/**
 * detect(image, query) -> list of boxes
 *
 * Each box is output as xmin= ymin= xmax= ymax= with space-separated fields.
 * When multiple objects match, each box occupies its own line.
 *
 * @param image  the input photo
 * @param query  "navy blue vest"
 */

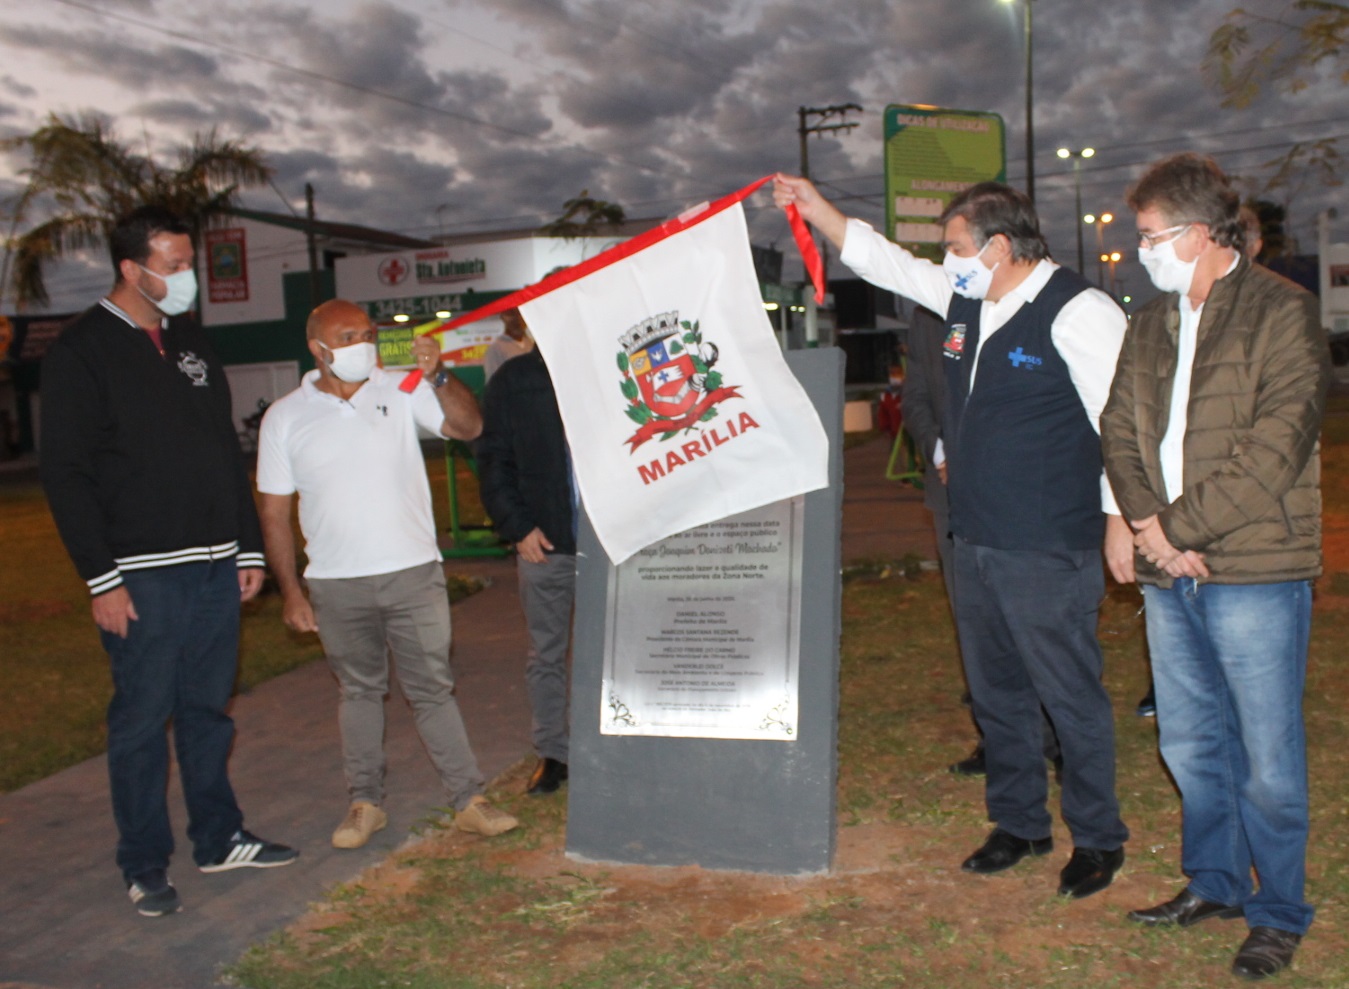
xmin=942 ymin=267 xmax=1104 ymax=551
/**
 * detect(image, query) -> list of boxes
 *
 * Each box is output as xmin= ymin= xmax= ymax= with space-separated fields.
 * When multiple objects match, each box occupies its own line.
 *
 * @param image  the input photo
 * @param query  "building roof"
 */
xmin=229 ymin=208 xmax=438 ymax=250
xmin=434 ymin=217 xmax=665 ymax=246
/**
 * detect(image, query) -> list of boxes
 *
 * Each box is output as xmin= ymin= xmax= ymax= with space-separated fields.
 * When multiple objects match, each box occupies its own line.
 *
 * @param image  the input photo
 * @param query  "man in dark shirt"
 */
xmin=477 ymin=337 xmax=575 ymax=797
xmin=40 ymin=205 xmax=296 ymax=918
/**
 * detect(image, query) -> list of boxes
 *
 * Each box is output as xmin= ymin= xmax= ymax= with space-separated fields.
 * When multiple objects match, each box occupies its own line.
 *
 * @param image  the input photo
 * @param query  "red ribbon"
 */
xmin=401 ymin=173 xmax=824 ymax=392
xmin=787 ymin=203 xmax=826 ymax=304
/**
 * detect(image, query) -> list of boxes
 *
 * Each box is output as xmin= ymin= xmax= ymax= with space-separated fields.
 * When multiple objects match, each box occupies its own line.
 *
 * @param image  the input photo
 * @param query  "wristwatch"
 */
xmin=431 ymin=366 xmax=452 ymax=389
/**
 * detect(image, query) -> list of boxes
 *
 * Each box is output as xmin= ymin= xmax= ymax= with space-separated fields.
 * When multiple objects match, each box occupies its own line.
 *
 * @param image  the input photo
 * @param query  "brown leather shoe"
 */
xmin=1127 ymin=888 xmax=1244 ymax=927
xmin=1232 ymin=926 xmax=1301 ymax=980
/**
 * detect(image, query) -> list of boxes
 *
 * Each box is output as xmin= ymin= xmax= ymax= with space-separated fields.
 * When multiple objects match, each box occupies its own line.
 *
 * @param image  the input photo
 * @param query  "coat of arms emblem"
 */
xmin=616 ymin=311 xmax=740 ymax=451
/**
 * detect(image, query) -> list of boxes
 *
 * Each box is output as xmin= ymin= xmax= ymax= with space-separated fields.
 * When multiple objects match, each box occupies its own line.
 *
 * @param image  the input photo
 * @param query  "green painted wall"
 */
xmin=203 ymin=269 xmax=333 ymax=371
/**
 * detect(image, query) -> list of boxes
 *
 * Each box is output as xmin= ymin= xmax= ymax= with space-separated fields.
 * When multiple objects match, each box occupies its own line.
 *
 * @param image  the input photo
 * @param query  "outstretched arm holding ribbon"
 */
xmin=772 ymin=173 xmax=848 ymax=255
xmin=401 ymin=174 xmax=828 ymax=392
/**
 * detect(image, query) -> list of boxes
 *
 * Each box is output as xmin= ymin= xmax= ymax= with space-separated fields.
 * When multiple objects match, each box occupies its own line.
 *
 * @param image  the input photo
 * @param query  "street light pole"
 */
xmin=1083 ymin=211 xmax=1113 ymax=287
xmin=1101 ymin=251 xmax=1122 ymax=297
xmin=1057 ymin=146 xmax=1094 ymax=275
xmin=1000 ymin=0 xmax=1034 ymax=203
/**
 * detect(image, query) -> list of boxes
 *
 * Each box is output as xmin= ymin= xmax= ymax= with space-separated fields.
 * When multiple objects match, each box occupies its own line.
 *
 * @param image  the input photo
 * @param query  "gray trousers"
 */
xmin=517 ymin=552 xmax=576 ymax=763
xmin=308 ymin=561 xmax=484 ymax=811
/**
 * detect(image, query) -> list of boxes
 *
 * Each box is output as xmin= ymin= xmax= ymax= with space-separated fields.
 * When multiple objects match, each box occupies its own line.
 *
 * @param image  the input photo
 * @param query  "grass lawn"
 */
xmin=8 ymin=402 xmax=1349 ymax=987
xmin=0 ymin=450 xmax=490 ymax=793
xmin=219 ymin=398 xmax=1349 ymax=989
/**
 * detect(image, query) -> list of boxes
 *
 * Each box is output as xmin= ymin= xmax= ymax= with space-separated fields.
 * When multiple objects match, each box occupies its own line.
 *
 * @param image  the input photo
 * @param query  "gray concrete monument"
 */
xmin=566 ymin=348 xmax=844 ymax=874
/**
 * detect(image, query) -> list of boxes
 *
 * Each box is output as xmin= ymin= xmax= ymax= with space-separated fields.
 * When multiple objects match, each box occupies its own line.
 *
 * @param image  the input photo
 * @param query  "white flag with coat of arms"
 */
xmin=519 ymin=200 xmax=828 ymax=564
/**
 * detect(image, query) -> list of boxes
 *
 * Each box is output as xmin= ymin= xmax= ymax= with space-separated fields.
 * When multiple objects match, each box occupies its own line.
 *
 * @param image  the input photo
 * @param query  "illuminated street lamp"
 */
xmin=1057 ymin=146 xmax=1095 ymax=274
xmin=1100 ymin=250 xmax=1122 ymax=297
xmin=999 ymin=0 xmax=1036 ymax=203
xmin=1083 ymin=211 xmax=1114 ymax=286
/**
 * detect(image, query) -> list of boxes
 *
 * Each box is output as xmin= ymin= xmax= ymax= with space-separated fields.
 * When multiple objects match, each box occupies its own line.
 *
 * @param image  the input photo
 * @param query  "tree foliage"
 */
xmin=1246 ymin=198 xmax=1291 ymax=260
xmin=1205 ymin=1 xmax=1349 ymax=108
xmin=0 ymin=113 xmax=274 ymax=308
xmin=537 ymin=189 xmax=626 ymax=240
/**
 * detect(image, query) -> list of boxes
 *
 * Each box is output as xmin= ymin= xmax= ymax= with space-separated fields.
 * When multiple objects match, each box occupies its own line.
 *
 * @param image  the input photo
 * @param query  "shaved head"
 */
xmin=307 ymin=299 xmax=372 ymax=341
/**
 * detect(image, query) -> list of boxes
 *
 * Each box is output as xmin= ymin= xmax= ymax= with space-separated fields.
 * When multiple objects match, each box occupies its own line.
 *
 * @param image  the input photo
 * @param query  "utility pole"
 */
xmin=305 ymin=183 xmax=319 ymax=307
xmin=797 ymin=104 xmax=862 ymax=347
xmin=798 ymin=103 xmax=863 ymax=179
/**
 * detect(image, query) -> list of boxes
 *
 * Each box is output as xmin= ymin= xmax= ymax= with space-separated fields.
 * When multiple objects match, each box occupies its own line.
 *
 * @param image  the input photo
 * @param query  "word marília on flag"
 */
xmin=411 ymin=176 xmax=830 ymax=564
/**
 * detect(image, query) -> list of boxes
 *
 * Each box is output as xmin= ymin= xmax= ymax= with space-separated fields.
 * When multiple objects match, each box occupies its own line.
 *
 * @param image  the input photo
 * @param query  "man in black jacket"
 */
xmin=477 ymin=327 xmax=575 ymax=796
xmin=40 ymin=206 xmax=296 ymax=919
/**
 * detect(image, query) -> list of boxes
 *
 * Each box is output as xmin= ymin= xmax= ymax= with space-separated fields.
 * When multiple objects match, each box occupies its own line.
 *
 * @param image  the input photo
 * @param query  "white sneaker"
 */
xmin=332 ymin=801 xmax=388 ymax=849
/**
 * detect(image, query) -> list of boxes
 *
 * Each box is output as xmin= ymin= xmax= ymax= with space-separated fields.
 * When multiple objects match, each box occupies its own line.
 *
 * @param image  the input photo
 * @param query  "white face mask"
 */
xmin=943 ymin=241 xmax=999 ymax=300
xmin=137 ymin=265 xmax=198 ymax=316
xmin=321 ymin=341 xmax=378 ymax=383
xmin=1138 ymin=227 xmax=1197 ymax=296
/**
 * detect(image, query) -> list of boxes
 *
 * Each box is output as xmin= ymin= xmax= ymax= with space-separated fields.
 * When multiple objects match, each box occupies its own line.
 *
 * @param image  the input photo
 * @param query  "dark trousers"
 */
xmin=101 ymin=560 xmax=244 ymax=881
xmin=952 ymin=538 xmax=1127 ymax=850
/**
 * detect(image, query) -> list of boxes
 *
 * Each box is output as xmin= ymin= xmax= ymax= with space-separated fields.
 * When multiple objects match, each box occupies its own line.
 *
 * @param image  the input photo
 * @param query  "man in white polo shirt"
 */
xmin=256 ymin=299 xmax=518 ymax=848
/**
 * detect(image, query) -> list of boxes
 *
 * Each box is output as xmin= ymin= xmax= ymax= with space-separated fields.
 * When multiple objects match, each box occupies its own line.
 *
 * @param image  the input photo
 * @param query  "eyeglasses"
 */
xmin=1137 ymin=224 xmax=1191 ymax=249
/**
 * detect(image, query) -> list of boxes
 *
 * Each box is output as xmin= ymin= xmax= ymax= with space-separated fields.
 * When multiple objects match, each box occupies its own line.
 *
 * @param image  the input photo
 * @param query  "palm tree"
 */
xmin=537 ymin=189 xmax=627 ymax=240
xmin=0 ymin=113 xmax=274 ymax=309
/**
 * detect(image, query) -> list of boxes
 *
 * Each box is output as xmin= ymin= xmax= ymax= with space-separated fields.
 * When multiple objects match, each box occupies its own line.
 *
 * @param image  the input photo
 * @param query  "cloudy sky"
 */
xmin=0 ymin=0 xmax=1343 ymax=312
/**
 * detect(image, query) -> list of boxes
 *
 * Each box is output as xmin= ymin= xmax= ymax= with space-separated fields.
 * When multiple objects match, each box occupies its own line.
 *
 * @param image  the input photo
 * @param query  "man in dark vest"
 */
xmin=775 ymin=174 xmax=1132 ymax=899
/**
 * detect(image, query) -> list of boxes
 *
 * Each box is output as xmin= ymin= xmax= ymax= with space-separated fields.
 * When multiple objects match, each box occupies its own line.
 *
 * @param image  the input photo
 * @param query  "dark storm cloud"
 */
xmin=542 ymin=5 xmax=760 ymax=128
xmin=252 ymin=145 xmax=467 ymax=236
xmin=237 ymin=1 xmax=551 ymax=146
xmin=0 ymin=75 xmax=36 ymax=100
xmin=0 ymin=25 xmax=220 ymax=92
xmin=4 ymin=0 xmax=1343 ymax=313
xmin=130 ymin=99 xmax=273 ymax=135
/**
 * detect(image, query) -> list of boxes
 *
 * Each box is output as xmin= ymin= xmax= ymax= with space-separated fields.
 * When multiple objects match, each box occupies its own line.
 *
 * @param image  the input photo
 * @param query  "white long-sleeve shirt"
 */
xmin=840 ymin=218 xmax=1126 ymax=513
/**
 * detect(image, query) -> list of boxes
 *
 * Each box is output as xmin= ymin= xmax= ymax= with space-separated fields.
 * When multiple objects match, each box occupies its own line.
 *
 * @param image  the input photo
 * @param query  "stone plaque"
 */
xmin=600 ymin=496 xmax=804 ymax=739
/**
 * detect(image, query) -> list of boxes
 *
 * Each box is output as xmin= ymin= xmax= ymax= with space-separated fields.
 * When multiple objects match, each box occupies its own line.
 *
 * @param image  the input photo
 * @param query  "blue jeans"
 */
xmin=101 ymin=561 xmax=245 ymax=881
xmin=1143 ymin=579 xmax=1313 ymax=934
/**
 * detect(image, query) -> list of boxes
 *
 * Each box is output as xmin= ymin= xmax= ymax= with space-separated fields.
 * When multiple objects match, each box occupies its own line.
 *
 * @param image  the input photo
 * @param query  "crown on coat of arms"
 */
xmin=619 ymin=311 xmax=681 ymax=356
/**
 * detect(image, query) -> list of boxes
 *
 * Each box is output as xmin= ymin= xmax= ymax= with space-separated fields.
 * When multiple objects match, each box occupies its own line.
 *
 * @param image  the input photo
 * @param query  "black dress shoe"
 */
xmin=1127 ymin=888 xmax=1244 ymax=927
xmin=526 ymin=757 xmax=568 ymax=796
xmin=948 ymin=745 xmax=986 ymax=776
xmin=1233 ymin=926 xmax=1301 ymax=980
xmin=961 ymin=828 xmax=1053 ymax=874
xmin=1057 ymin=846 xmax=1124 ymax=898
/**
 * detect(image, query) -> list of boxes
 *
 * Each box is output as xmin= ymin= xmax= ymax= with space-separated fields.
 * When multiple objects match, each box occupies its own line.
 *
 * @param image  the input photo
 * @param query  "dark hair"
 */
xmin=939 ymin=182 xmax=1049 ymax=262
xmin=108 ymin=205 xmax=192 ymax=280
xmin=1126 ymin=153 xmax=1243 ymax=252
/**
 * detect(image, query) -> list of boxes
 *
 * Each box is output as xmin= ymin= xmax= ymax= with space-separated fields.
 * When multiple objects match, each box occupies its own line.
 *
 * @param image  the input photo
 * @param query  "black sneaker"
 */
xmin=127 ymin=869 xmax=181 ymax=917
xmin=1136 ymin=688 xmax=1157 ymax=718
xmin=199 ymin=830 xmax=299 ymax=873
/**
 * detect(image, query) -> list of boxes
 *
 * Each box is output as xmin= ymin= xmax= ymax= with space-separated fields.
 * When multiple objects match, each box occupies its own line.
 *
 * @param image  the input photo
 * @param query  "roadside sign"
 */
xmin=884 ymin=105 xmax=1006 ymax=261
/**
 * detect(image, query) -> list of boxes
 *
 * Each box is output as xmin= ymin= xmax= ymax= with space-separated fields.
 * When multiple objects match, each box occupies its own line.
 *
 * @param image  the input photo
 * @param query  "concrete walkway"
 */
xmin=0 ymin=433 xmax=932 ymax=989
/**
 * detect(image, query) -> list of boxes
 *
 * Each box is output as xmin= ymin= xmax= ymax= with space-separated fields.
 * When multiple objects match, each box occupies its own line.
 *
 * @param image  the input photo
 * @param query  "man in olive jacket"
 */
xmin=1100 ymin=153 xmax=1328 ymax=981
